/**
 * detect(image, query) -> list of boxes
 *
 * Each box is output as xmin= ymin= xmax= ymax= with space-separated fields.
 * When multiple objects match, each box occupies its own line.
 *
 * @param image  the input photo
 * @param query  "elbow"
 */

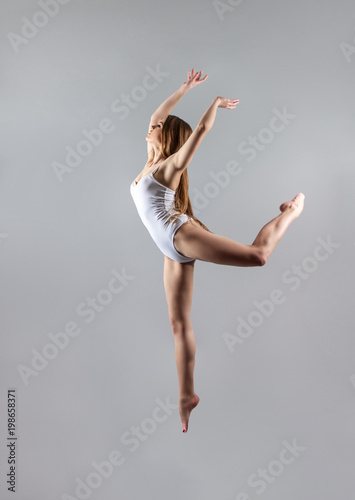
xmin=198 ymin=122 xmax=209 ymax=134
xmin=151 ymin=113 xmax=163 ymax=122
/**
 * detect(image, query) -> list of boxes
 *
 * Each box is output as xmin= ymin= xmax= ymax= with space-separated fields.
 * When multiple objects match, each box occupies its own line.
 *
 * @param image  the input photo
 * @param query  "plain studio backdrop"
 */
xmin=1 ymin=0 xmax=354 ymax=499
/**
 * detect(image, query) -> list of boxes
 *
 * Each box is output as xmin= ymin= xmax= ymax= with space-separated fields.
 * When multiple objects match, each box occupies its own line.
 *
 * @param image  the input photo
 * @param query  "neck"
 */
xmin=149 ymin=144 xmax=164 ymax=164
xmin=149 ymin=154 xmax=164 ymax=167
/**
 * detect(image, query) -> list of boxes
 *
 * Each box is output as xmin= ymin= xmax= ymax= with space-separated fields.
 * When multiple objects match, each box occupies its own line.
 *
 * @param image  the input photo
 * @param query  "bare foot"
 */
xmin=279 ymin=192 xmax=305 ymax=217
xmin=179 ymin=393 xmax=200 ymax=433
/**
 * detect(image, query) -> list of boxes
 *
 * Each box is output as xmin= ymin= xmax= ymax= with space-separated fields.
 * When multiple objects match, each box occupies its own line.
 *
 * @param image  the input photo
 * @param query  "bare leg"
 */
xmin=173 ymin=324 xmax=196 ymax=398
xmin=173 ymin=323 xmax=200 ymax=433
xmin=173 ymin=193 xmax=305 ymax=265
xmin=162 ymin=193 xmax=305 ymax=433
xmin=251 ymin=193 xmax=305 ymax=261
xmin=163 ymin=257 xmax=199 ymax=433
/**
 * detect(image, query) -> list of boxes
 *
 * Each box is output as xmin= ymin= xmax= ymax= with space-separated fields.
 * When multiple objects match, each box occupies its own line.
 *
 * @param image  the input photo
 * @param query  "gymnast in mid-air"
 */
xmin=130 ymin=68 xmax=305 ymax=433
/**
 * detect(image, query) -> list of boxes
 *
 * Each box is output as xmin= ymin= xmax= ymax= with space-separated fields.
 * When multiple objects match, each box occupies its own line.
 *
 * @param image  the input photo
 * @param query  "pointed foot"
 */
xmin=179 ymin=393 xmax=200 ymax=433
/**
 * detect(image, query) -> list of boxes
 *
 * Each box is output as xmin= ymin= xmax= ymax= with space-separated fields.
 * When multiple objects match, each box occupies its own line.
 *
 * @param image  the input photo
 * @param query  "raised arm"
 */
xmin=148 ymin=69 xmax=208 ymax=129
xmin=150 ymin=86 xmax=187 ymax=123
xmin=172 ymin=96 xmax=239 ymax=171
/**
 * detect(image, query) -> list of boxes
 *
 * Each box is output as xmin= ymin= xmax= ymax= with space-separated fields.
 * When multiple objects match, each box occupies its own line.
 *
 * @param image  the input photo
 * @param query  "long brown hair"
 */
xmin=147 ymin=114 xmax=212 ymax=233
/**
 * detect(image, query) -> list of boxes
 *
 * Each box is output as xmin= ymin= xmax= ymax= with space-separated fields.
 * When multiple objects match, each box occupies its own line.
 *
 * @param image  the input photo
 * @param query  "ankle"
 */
xmin=179 ymin=392 xmax=195 ymax=401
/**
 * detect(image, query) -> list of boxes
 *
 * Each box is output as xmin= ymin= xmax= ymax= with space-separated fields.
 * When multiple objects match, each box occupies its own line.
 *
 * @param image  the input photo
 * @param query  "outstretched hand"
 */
xmin=182 ymin=68 xmax=208 ymax=90
xmin=217 ymin=97 xmax=239 ymax=109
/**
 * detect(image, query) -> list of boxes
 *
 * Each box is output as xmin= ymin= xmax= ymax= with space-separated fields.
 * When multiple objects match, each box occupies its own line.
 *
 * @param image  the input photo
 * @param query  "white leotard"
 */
xmin=130 ymin=163 xmax=195 ymax=263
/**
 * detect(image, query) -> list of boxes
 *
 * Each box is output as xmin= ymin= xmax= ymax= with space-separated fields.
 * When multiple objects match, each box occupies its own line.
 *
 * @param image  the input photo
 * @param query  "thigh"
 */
xmin=163 ymin=255 xmax=195 ymax=327
xmin=173 ymin=220 xmax=262 ymax=267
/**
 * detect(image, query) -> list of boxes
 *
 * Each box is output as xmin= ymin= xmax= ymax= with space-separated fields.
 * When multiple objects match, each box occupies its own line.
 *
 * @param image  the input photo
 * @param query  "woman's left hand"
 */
xmin=182 ymin=68 xmax=208 ymax=90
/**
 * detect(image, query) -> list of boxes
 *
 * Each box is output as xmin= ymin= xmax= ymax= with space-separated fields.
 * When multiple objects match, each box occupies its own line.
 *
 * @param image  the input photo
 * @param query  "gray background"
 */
xmin=1 ymin=0 xmax=355 ymax=499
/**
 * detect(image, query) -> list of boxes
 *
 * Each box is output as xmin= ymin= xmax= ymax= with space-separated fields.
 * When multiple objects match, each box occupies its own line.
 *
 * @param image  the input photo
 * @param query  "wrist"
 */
xmin=180 ymin=84 xmax=189 ymax=95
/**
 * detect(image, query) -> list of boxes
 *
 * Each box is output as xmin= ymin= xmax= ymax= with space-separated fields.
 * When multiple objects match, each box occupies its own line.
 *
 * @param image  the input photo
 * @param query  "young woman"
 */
xmin=130 ymin=68 xmax=305 ymax=433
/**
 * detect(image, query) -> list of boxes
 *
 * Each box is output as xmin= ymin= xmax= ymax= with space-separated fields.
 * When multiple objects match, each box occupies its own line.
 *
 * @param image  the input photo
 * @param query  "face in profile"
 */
xmin=146 ymin=120 xmax=163 ymax=146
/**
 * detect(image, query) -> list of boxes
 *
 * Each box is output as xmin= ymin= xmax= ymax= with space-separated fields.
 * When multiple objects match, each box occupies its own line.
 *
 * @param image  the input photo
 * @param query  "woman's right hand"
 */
xmin=217 ymin=97 xmax=239 ymax=109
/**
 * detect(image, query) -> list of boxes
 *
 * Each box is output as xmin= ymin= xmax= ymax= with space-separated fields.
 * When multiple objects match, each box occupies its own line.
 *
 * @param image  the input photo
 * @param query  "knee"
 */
xmin=170 ymin=318 xmax=192 ymax=336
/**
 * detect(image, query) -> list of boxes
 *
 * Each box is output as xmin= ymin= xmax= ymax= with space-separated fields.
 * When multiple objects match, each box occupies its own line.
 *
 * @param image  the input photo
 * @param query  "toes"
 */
xmin=295 ymin=193 xmax=305 ymax=202
xmin=280 ymin=193 xmax=305 ymax=213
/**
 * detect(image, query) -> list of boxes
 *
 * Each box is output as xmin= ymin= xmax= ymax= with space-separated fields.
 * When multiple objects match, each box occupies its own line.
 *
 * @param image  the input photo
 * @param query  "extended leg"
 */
xmin=251 ymin=193 xmax=305 ymax=261
xmin=173 ymin=193 xmax=305 ymax=265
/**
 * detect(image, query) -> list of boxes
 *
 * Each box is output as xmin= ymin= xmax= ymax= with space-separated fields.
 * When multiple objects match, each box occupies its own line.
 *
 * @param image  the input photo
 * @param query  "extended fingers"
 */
xmin=189 ymin=68 xmax=206 ymax=79
xmin=225 ymin=99 xmax=239 ymax=109
xmin=194 ymin=70 xmax=208 ymax=82
xmin=186 ymin=68 xmax=208 ymax=84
